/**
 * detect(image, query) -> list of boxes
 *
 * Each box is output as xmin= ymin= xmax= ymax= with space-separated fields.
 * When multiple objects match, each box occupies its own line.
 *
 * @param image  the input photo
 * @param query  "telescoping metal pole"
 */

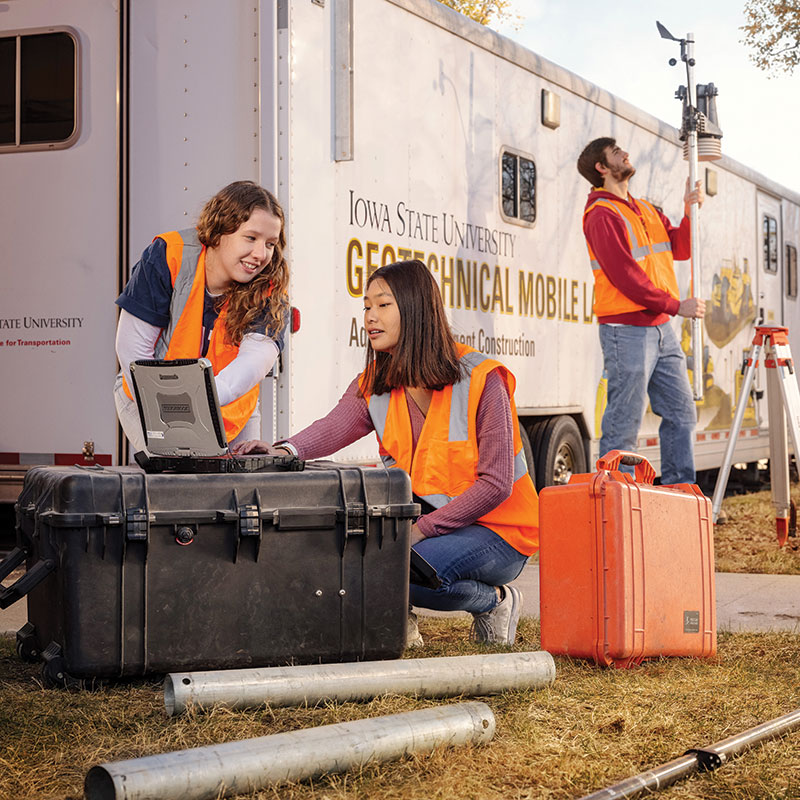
xmin=578 ymin=707 xmax=800 ymax=800
xmin=85 ymin=702 xmax=495 ymax=800
xmin=658 ymin=22 xmax=723 ymax=401
xmin=685 ymin=32 xmax=704 ymax=402
xmin=164 ymin=650 xmax=556 ymax=716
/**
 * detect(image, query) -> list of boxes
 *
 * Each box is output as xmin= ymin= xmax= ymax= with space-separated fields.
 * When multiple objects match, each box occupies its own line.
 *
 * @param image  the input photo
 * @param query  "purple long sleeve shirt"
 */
xmin=282 ymin=370 xmax=515 ymax=538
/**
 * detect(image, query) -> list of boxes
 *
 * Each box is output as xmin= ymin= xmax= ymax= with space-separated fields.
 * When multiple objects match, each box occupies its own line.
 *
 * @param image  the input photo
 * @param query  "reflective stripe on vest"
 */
xmin=585 ymin=200 xmax=673 ymax=267
xmin=584 ymin=194 xmax=679 ymax=317
xmin=362 ymin=343 xmax=539 ymax=555
xmin=416 ymin=449 xmax=530 ymax=509
xmin=369 ymin=392 xmax=390 ymax=441
xmin=122 ymin=228 xmax=258 ymax=441
xmin=156 ymin=228 xmax=204 ymax=359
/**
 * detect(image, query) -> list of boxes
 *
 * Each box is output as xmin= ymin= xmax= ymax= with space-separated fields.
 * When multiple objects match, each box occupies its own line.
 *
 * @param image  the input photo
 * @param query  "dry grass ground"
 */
xmin=1 ymin=489 xmax=800 ymax=799
xmin=716 ymin=487 xmax=800 ymax=574
xmin=1 ymin=623 xmax=800 ymax=799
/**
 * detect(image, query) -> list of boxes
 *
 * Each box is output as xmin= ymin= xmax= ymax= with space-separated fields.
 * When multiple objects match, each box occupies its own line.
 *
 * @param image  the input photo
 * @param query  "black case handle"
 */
xmin=0 ymin=552 xmax=56 ymax=609
xmin=0 ymin=546 xmax=27 ymax=582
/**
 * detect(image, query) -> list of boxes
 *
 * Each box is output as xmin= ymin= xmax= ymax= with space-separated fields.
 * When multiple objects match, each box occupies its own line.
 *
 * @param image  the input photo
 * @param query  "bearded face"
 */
xmin=600 ymin=145 xmax=636 ymax=182
xmin=609 ymin=162 xmax=636 ymax=182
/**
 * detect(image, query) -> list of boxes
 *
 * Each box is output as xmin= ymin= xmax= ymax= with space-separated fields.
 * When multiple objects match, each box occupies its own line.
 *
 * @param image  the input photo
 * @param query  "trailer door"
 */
xmin=757 ymin=192 xmax=784 ymax=326
xmin=0 ymin=2 xmax=120 ymax=466
xmin=126 ymin=1 xmax=275 ymax=443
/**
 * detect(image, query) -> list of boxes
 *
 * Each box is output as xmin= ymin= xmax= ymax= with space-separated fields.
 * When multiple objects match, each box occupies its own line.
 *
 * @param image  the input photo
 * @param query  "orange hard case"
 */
xmin=539 ymin=451 xmax=716 ymax=668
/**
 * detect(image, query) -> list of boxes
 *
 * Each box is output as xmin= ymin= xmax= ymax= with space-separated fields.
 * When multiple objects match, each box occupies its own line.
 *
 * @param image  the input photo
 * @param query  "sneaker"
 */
xmin=406 ymin=611 xmax=424 ymax=648
xmin=470 ymin=585 xmax=523 ymax=645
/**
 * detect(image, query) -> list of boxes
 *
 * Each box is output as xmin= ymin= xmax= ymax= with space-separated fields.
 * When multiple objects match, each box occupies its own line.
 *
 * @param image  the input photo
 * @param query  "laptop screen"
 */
xmin=129 ymin=358 xmax=228 ymax=457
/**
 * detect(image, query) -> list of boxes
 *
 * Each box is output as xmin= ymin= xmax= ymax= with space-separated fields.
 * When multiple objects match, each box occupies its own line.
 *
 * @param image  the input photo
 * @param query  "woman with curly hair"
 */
xmin=236 ymin=259 xmax=538 ymax=647
xmin=114 ymin=181 xmax=289 ymax=451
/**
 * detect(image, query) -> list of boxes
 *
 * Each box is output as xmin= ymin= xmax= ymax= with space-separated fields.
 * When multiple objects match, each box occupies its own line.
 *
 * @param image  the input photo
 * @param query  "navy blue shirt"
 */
xmin=117 ymin=237 xmax=285 ymax=356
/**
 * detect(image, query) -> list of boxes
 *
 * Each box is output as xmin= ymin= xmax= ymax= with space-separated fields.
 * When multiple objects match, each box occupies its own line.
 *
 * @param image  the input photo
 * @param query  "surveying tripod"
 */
xmin=711 ymin=326 xmax=800 ymax=546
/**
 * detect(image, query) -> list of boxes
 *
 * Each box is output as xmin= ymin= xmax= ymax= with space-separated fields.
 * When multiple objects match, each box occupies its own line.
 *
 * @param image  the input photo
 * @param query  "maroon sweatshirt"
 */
xmin=583 ymin=189 xmax=691 ymax=326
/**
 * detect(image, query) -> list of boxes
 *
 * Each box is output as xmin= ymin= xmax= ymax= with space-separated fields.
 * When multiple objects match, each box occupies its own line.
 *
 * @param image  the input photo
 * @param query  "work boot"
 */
xmin=406 ymin=611 xmax=424 ymax=648
xmin=469 ymin=585 xmax=522 ymax=645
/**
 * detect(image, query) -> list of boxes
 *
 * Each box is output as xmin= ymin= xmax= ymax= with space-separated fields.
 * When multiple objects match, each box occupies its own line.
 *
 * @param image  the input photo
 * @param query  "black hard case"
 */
xmin=1 ymin=464 xmax=416 ymax=680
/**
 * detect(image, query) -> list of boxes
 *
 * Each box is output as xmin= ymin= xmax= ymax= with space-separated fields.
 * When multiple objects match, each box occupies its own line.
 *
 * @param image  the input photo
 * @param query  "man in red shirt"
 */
xmin=577 ymin=136 xmax=705 ymax=484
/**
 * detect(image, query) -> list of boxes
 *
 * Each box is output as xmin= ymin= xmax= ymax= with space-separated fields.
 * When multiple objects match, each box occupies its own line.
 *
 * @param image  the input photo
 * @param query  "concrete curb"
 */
xmin=417 ymin=564 xmax=800 ymax=634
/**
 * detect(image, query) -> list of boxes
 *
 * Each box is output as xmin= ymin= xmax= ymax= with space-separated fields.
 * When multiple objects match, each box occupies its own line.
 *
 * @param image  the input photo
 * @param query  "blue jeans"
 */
xmin=409 ymin=524 xmax=529 ymax=614
xmin=598 ymin=322 xmax=697 ymax=485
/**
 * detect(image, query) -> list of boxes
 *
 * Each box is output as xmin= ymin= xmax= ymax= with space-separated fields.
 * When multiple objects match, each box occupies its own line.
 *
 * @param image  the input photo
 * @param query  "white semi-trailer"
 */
xmin=1 ymin=0 xmax=798 ymax=498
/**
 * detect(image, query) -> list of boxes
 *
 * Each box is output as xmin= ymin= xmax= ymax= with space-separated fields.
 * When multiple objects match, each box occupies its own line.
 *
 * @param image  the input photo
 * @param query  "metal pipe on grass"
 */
xmin=85 ymin=701 xmax=495 ymax=800
xmin=164 ymin=650 xmax=555 ymax=716
xmin=579 ymin=707 xmax=800 ymax=799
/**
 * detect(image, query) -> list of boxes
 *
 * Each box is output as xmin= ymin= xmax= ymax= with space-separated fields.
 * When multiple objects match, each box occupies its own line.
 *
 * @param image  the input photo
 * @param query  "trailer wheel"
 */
xmin=535 ymin=416 xmax=586 ymax=488
xmin=518 ymin=423 xmax=536 ymax=489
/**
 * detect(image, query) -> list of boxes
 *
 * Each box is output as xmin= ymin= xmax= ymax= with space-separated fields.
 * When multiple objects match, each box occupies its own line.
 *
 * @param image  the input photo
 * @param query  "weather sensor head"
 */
xmin=657 ymin=21 xmax=723 ymax=162
xmin=681 ymin=82 xmax=723 ymax=161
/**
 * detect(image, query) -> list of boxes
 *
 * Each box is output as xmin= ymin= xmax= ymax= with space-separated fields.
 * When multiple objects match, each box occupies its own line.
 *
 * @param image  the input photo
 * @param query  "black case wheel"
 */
xmin=40 ymin=657 xmax=84 ymax=690
xmin=40 ymin=641 xmax=84 ymax=690
xmin=15 ymin=622 xmax=40 ymax=663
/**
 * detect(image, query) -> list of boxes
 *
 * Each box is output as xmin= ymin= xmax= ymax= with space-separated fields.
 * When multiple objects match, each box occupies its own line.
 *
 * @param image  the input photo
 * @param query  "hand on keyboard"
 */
xmin=233 ymin=440 xmax=289 ymax=456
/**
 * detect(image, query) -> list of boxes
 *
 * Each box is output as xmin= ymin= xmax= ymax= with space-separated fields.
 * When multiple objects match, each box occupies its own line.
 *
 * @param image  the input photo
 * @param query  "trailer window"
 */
xmin=501 ymin=150 xmax=536 ymax=226
xmin=0 ymin=37 xmax=13 ymax=144
xmin=787 ymin=244 xmax=798 ymax=299
xmin=0 ymin=30 xmax=78 ymax=151
xmin=763 ymin=215 xmax=778 ymax=274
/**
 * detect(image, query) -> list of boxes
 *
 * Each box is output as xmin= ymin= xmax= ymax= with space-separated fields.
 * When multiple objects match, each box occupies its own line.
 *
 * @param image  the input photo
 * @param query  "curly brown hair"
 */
xmin=196 ymin=181 xmax=289 ymax=346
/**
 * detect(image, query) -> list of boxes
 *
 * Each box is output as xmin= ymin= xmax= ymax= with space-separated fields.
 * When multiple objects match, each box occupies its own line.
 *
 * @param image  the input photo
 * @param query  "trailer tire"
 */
xmin=535 ymin=416 xmax=586 ymax=488
xmin=527 ymin=418 xmax=548 ymax=463
xmin=518 ymin=423 xmax=536 ymax=490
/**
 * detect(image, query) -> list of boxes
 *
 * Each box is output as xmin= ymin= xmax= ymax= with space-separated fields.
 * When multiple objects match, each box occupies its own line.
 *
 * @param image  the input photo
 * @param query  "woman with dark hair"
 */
xmin=114 ymin=181 xmax=289 ymax=451
xmin=237 ymin=259 xmax=539 ymax=647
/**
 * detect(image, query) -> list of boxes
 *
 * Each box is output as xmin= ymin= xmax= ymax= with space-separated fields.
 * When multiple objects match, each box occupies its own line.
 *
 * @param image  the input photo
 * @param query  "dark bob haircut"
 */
xmin=361 ymin=259 xmax=461 ymax=396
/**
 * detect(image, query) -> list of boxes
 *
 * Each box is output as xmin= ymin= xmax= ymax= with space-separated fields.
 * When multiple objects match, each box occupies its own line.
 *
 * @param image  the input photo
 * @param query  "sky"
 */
xmin=494 ymin=0 xmax=800 ymax=192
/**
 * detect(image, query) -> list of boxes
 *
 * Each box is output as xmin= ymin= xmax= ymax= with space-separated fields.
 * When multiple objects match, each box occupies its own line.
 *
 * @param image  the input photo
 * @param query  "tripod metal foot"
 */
xmin=776 ymin=501 xmax=797 ymax=547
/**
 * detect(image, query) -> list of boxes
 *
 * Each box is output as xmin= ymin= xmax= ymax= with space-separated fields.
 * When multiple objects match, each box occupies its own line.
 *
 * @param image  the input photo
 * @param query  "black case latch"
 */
xmin=238 ymin=504 xmax=261 ymax=537
xmin=125 ymin=508 xmax=150 ymax=541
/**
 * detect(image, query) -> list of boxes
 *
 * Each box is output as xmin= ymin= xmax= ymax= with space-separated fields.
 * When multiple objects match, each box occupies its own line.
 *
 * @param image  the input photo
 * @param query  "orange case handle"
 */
xmin=596 ymin=450 xmax=656 ymax=485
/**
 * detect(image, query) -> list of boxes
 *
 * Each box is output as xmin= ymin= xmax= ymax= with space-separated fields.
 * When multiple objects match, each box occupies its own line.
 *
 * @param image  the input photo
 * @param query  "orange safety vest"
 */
xmin=584 ymin=192 xmax=680 ymax=318
xmin=360 ymin=343 xmax=539 ymax=555
xmin=122 ymin=229 xmax=258 ymax=441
